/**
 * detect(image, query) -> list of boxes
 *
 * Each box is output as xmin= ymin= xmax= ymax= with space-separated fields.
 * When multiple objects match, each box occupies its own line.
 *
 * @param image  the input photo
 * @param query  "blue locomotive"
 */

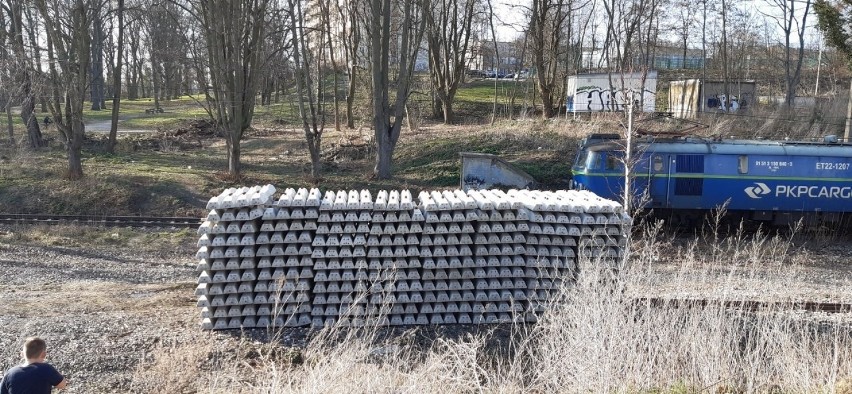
xmin=570 ymin=134 xmax=852 ymax=225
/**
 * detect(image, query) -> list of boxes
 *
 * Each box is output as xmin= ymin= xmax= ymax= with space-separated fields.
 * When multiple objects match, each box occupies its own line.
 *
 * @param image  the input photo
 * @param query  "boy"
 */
xmin=0 ymin=338 xmax=67 ymax=393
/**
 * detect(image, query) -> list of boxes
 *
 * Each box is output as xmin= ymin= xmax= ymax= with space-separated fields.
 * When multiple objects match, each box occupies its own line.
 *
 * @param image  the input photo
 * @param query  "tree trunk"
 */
xmin=371 ymin=0 xmax=390 ymax=178
xmin=288 ymin=0 xmax=323 ymax=180
xmin=488 ymin=0 xmax=499 ymax=125
xmin=337 ymin=0 xmax=360 ymax=130
xmin=22 ymin=95 xmax=44 ymax=148
xmin=375 ymin=130 xmax=393 ymax=179
xmin=24 ymin=5 xmax=48 ymax=113
xmin=127 ymin=32 xmax=140 ymax=99
xmin=321 ymin=1 xmax=340 ymax=133
xmin=107 ymin=0 xmax=125 ymax=154
xmin=442 ymin=100 xmax=454 ymax=124
xmin=152 ymin=60 xmax=161 ymax=109
xmin=66 ymin=131 xmax=84 ymax=179
xmin=5 ymin=101 xmax=14 ymax=146
xmin=227 ymin=138 xmax=241 ymax=177
xmin=91 ymin=10 xmax=106 ymax=110
xmin=346 ymin=65 xmax=356 ymax=128
xmin=540 ymin=86 xmax=554 ymax=118
xmin=309 ymin=138 xmax=322 ymax=179
xmin=10 ymin=0 xmax=44 ymax=148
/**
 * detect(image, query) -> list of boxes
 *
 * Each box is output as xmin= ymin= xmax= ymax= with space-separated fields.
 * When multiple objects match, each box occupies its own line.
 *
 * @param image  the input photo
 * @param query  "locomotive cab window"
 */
xmin=652 ymin=155 xmax=663 ymax=172
xmin=587 ymin=152 xmax=601 ymax=170
xmin=738 ymin=155 xmax=748 ymax=174
xmin=574 ymin=150 xmax=590 ymax=169
xmin=605 ymin=154 xmax=622 ymax=171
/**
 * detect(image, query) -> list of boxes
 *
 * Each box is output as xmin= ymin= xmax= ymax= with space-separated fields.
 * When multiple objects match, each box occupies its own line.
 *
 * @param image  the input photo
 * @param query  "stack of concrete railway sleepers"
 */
xmin=257 ymin=187 xmax=321 ymax=328
xmin=366 ymin=190 xmax=423 ymax=326
xmin=507 ymin=189 xmax=630 ymax=321
xmin=311 ymin=189 xmax=374 ymax=328
xmin=466 ymin=190 xmax=529 ymax=324
xmin=417 ymin=190 xmax=476 ymax=325
xmin=196 ymin=186 xmax=630 ymax=330
xmin=195 ymin=185 xmax=277 ymax=330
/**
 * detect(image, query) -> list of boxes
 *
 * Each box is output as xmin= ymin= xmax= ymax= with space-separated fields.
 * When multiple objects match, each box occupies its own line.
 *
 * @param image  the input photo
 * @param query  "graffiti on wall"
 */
xmin=568 ymin=87 xmax=657 ymax=113
xmin=566 ymin=72 xmax=658 ymax=113
xmin=705 ymin=93 xmax=750 ymax=112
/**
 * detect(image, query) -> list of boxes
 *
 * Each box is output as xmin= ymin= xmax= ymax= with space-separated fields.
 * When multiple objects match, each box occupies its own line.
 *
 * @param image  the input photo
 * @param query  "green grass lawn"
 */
xmin=0 ymin=84 xmax=590 ymax=218
xmin=0 ymin=79 xmax=527 ymax=133
xmin=3 ymin=95 xmax=302 ymax=132
xmin=0 ymin=118 xmax=585 ymax=217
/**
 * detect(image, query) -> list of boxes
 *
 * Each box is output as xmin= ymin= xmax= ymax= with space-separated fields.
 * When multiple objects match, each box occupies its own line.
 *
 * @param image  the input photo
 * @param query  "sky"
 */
xmin=489 ymin=0 xmax=822 ymax=48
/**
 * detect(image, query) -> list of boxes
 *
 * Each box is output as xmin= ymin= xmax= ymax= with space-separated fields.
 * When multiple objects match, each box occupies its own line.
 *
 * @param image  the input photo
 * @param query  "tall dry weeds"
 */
xmin=137 ymin=222 xmax=852 ymax=393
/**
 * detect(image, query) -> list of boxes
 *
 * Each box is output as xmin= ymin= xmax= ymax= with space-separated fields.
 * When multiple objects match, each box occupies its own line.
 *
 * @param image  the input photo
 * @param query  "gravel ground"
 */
xmin=628 ymin=235 xmax=852 ymax=305
xmin=0 ymin=239 xmax=203 ymax=393
xmin=0 ymin=226 xmax=850 ymax=393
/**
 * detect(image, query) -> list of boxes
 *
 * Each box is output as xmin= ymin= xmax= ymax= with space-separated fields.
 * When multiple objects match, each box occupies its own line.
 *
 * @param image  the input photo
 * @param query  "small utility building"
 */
xmin=669 ymin=79 xmax=756 ymax=118
xmin=566 ymin=71 xmax=658 ymax=113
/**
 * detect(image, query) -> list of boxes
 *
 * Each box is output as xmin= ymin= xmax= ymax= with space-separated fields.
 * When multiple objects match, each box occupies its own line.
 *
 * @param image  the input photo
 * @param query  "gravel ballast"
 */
xmin=0 ymin=226 xmax=850 ymax=393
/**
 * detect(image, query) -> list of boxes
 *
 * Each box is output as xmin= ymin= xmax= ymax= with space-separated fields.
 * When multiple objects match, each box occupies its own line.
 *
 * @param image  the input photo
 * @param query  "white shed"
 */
xmin=566 ymin=71 xmax=658 ymax=113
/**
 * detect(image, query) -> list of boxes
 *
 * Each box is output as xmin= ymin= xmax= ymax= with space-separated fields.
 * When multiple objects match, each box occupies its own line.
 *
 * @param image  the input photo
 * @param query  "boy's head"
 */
xmin=23 ymin=337 xmax=47 ymax=361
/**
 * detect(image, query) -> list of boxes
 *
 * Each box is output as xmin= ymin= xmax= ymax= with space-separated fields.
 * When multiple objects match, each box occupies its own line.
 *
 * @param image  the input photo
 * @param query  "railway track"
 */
xmin=2 ymin=213 xmax=848 ymax=316
xmin=638 ymin=297 xmax=852 ymax=314
xmin=0 ymin=214 xmax=201 ymax=228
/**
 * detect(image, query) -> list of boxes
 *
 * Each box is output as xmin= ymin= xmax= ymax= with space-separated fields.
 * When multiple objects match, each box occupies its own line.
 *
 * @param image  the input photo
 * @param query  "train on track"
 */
xmin=570 ymin=133 xmax=852 ymax=226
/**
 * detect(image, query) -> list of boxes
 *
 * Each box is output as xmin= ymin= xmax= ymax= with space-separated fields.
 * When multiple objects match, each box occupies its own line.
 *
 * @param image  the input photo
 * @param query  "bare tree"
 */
xmin=91 ymin=3 xmax=107 ymax=110
xmin=36 ymin=0 xmax=94 ymax=179
xmin=4 ymin=0 xmax=45 ymax=148
xmin=0 ymin=7 xmax=14 ymax=146
xmin=147 ymin=3 xmax=187 ymax=107
xmin=107 ymin=0 xmax=125 ymax=153
xmin=24 ymin=5 xmax=48 ymax=113
xmin=333 ymin=0 xmax=363 ymax=129
xmin=317 ymin=0 xmax=341 ymax=131
xmin=720 ymin=0 xmax=730 ymax=109
xmin=195 ymin=0 xmax=271 ymax=178
xmin=529 ymin=0 xmax=570 ymax=118
xmin=486 ymin=0 xmax=499 ymax=124
xmin=124 ymin=6 xmax=144 ymax=100
xmin=762 ymin=0 xmax=812 ymax=106
xmin=670 ymin=0 xmax=698 ymax=70
xmin=369 ymin=0 xmax=427 ymax=178
xmin=288 ymin=0 xmax=325 ymax=179
xmin=425 ymin=0 xmax=480 ymax=124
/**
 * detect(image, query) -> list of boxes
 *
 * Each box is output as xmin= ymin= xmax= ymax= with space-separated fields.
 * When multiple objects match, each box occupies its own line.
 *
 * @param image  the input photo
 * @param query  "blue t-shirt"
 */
xmin=0 ymin=363 xmax=64 ymax=394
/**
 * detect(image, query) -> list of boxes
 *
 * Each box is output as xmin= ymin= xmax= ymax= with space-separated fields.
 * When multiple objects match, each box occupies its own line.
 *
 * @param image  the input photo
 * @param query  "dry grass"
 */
xmin=696 ymin=98 xmax=850 ymax=141
xmin=131 ymin=221 xmax=852 ymax=393
xmin=0 ymin=224 xmax=197 ymax=254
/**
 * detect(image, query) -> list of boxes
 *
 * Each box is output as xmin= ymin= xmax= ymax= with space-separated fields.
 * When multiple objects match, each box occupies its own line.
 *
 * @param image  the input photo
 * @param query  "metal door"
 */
xmin=648 ymin=154 xmax=671 ymax=208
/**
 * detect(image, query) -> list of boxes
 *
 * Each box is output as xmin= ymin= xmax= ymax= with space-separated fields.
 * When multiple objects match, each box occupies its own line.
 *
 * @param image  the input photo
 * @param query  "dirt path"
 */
xmin=85 ymin=114 xmax=151 ymax=134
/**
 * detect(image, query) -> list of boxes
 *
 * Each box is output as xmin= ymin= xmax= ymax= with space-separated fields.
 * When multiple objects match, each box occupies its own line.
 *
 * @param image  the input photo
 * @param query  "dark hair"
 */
xmin=23 ymin=337 xmax=46 ymax=359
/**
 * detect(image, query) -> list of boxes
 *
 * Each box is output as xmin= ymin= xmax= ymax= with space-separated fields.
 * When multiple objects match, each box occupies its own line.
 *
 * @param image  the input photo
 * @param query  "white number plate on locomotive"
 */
xmin=815 ymin=162 xmax=851 ymax=171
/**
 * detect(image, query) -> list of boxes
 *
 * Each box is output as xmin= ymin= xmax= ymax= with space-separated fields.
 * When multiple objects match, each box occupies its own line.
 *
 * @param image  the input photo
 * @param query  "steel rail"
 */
xmin=637 ymin=297 xmax=851 ymax=314
xmin=0 ymin=214 xmax=201 ymax=228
